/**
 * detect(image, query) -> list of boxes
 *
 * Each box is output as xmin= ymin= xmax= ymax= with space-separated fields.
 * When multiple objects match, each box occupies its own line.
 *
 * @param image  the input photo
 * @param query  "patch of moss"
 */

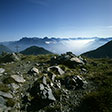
xmin=6 ymin=98 xmax=16 ymax=107
xmin=3 ymin=77 xmax=17 ymax=84
xmin=79 ymin=88 xmax=112 ymax=112
xmin=44 ymin=104 xmax=61 ymax=112
xmin=0 ymin=83 xmax=10 ymax=92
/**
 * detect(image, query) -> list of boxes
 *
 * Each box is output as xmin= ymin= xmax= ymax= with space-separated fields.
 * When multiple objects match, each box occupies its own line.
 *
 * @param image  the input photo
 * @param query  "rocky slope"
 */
xmin=0 ymin=52 xmax=112 ymax=112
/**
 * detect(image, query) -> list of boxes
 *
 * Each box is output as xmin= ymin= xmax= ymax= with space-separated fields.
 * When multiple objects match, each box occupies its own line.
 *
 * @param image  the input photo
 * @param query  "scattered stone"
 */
xmin=81 ymin=68 xmax=87 ymax=74
xmin=0 ymin=52 xmax=90 ymax=111
xmin=48 ymin=66 xmax=65 ymax=75
xmin=0 ymin=91 xmax=13 ymax=99
xmin=0 ymin=68 xmax=5 ymax=76
xmin=11 ymin=75 xmax=25 ymax=83
xmin=0 ymin=68 xmax=5 ymax=74
xmin=50 ymin=52 xmax=85 ymax=67
xmin=55 ymin=80 xmax=61 ymax=88
xmin=47 ymin=72 xmax=56 ymax=82
xmin=11 ymin=53 xmax=20 ymax=61
xmin=11 ymin=83 xmax=19 ymax=90
xmin=30 ymin=76 xmax=56 ymax=101
xmin=39 ymin=83 xmax=56 ymax=101
xmin=0 ymin=96 xmax=6 ymax=105
xmin=0 ymin=74 xmax=3 ymax=76
xmin=65 ymin=75 xmax=86 ymax=90
xmin=70 ymin=57 xmax=84 ymax=64
xmin=23 ymin=76 xmax=56 ymax=111
xmin=0 ymin=96 xmax=8 ymax=112
xmin=28 ymin=67 xmax=39 ymax=75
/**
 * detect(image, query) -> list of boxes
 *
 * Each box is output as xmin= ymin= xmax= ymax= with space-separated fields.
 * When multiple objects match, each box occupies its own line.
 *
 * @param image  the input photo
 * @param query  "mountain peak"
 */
xmin=20 ymin=46 xmax=52 ymax=55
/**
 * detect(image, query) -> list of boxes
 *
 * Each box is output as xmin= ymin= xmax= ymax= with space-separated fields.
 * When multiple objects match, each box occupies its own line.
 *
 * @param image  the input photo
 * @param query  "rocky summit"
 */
xmin=0 ymin=52 xmax=112 ymax=112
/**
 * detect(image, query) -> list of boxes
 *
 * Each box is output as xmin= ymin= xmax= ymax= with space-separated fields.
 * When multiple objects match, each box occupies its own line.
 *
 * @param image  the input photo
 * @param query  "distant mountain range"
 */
xmin=0 ymin=45 xmax=12 ymax=54
xmin=0 ymin=37 xmax=112 ymax=55
xmin=20 ymin=46 xmax=52 ymax=55
xmin=82 ymin=40 xmax=112 ymax=58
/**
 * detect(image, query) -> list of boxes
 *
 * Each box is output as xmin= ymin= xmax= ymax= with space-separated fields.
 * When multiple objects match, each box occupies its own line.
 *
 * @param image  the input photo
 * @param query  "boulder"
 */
xmin=30 ymin=76 xmax=56 ymax=101
xmin=0 ymin=68 xmax=5 ymax=76
xmin=0 ymin=96 xmax=6 ymax=105
xmin=48 ymin=66 xmax=65 ymax=75
xmin=65 ymin=75 xmax=86 ymax=90
xmin=50 ymin=52 xmax=85 ymax=67
xmin=23 ymin=76 xmax=56 ymax=111
xmin=11 ymin=83 xmax=19 ymax=90
xmin=0 ymin=68 xmax=5 ymax=74
xmin=11 ymin=75 xmax=25 ymax=83
xmin=48 ymin=72 xmax=56 ymax=82
xmin=0 ymin=91 xmax=13 ymax=99
xmin=28 ymin=67 xmax=39 ymax=75
xmin=70 ymin=57 xmax=84 ymax=64
xmin=0 ymin=96 xmax=8 ymax=112
xmin=0 ymin=53 xmax=20 ymax=63
xmin=11 ymin=53 xmax=20 ymax=61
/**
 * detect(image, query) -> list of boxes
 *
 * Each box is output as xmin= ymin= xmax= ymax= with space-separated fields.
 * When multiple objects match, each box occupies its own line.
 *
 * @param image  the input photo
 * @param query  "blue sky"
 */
xmin=0 ymin=0 xmax=112 ymax=41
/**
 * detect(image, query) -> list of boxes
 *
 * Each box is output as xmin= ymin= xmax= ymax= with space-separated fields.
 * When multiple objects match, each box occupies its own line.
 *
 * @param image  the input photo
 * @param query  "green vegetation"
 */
xmin=78 ymin=57 xmax=112 ymax=112
xmin=20 ymin=46 xmax=53 ymax=55
xmin=0 ymin=83 xmax=10 ymax=92
xmin=0 ymin=45 xmax=12 ymax=54
xmin=82 ymin=40 xmax=112 ymax=58
xmin=6 ymin=98 xmax=16 ymax=107
xmin=80 ymin=88 xmax=112 ymax=112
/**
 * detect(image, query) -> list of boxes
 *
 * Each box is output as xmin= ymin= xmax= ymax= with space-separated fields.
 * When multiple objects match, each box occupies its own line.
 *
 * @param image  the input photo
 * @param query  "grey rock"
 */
xmin=42 ymin=76 xmax=47 ymax=85
xmin=23 ymin=76 xmax=56 ymax=111
xmin=55 ymin=80 xmax=61 ymax=88
xmin=1 ymin=53 xmax=20 ymax=63
xmin=0 ymin=68 xmax=5 ymax=74
xmin=11 ymin=53 xmax=20 ymax=61
xmin=11 ymin=75 xmax=25 ymax=83
xmin=0 ymin=68 xmax=5 ymax=76
xmin=11 ymin=83 xmax=19 ymax=90
xmin=0 ymin=96 xmax=6 ymax=105
xmin=28 ymin=67 xmax=39 ymax=75
xmin=50 ymin=52 xmax=85 ymax=67
xmin=51 ymin=74 xmax=56 ymax=82
xmin=65 ymin=75 xmax=86 ymax=90
xmin=47 ymin=72 xmax=56 ymax=82
xmin=0 ymin=91 xmax=13 ymax=99
xmin=46 ymin=85 xmax=56 ymax=101
xmin=48 ymin=66 xmax=65 ymax=75
xmin=39 ymin=83 xmax=56 ymax=101
xmin=70 ymin=57 xmax=84 ymax=64
xmin=0 ymin=74 xmax=3 ymax=76
xmin=0 ymin=96 xmax=8 ymax=112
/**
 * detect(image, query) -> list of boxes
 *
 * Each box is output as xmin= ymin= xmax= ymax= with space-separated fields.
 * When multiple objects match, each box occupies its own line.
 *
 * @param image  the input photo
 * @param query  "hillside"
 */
xmin=0 ymin=52 xmax=112 ymax=112
xmin=20 ymin=46 xmax=53 ymax=55
xmin=0 ymin=45 xmax=12 ymax=54
xmin=82 ymin=40 xmax=112 ymax=58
